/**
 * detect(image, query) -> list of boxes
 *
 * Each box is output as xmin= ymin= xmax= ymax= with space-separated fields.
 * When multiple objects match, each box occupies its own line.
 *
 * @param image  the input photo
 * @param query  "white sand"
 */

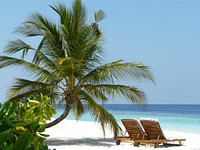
xmin=45 ymin=120 xmax=200 ymax=150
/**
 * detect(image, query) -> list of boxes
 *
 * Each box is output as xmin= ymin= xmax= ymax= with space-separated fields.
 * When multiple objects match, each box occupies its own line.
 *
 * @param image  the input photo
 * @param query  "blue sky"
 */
xmin=0 ymin=0 xmax=200 ymax=104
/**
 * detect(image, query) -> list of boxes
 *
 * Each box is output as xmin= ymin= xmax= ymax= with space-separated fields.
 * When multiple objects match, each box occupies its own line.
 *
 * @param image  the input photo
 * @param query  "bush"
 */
xmin=0 ymin=94 xmax=56 ymax=150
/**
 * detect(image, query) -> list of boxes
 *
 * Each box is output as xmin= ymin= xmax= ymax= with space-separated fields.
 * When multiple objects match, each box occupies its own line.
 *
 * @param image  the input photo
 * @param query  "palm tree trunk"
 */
xmin=45 ymin=97 xmax=73 ymax=128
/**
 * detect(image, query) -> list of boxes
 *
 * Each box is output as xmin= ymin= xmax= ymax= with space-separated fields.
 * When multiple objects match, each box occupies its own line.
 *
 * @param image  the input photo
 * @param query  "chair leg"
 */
xmin=154 ymin=143 xmax=159 ymax=148
xmin=163 ymin=142 xmax=168 ymax=145
xmin=134 ymin=142 xmax=140 ymax=147
xmin=116 ymin=140 xmax=121 ymax=145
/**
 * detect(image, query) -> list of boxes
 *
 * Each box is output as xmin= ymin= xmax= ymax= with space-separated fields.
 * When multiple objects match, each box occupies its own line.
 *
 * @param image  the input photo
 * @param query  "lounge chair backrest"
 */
xmin=121 ymin=119 xmax=147 ymax=140
xmin=140 ymin=119 xmax=166 ymax=140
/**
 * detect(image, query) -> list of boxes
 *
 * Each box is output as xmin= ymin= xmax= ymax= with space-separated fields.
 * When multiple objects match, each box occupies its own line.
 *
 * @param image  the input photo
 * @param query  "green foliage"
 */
xmin=0 ymin=94 xmax=56 ymax=150
xmin=17 ymin=94 xmax=56 ymax=123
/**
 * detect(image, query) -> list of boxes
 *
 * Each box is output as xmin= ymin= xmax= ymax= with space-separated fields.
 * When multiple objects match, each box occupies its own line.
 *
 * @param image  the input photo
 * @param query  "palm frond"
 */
xmin=8 ymin=78 xmax=55 ymax=101
xmin=81 ymin=85 xmax=108 ymax=103
xmin=94 ymin=10 xmax=106 ymax=23
xmin=83 ymin=84 xmax=146 ymax=104
xmin=79 ymin=60 xmax=154 ymax=85
xmin=72 ymin=0 xmax=87 ymax=32
xmin=15 ymin=22 xmax=43 ymax=37
xmin=80 ymin=90 xmax=121 ymax=136
xmin=79 ymin=25 xmax=104 ymax=66
xmin=25 ymin=12 xmax=58 ymax=36
xmin=71 ymin=100 xmax=85 ymax=120
xmin=32 ymin=39 xmax=65 ymax=78
xmin=32 ymin=37 xmax=45 ymax=65
xmin=50 ymin=3 xmax=71 ymax=55
xmin=3 ymin=39 xmax=34 ymax=58
xmin=49 ymin=2 xmax=68 ymax=25
xmin=23 ymin=12 xmax=65 ymax=59
xmin=0 ymin=56 xmax=60 ymax=82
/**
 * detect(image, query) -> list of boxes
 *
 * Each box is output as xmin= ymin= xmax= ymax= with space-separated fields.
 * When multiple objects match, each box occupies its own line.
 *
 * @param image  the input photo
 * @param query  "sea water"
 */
xmin=53 ymin=104 xmax=200 ymax=134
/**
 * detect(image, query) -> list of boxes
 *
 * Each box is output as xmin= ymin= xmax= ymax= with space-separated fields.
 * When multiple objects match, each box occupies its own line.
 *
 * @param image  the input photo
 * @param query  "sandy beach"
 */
xmin=45 ymin=120 xmax=200 ymax=150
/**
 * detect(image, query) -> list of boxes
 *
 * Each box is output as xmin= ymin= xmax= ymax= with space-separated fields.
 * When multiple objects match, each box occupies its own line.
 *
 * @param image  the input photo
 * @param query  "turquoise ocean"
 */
xmin=53 ymin=104 xmax=200 ymax=135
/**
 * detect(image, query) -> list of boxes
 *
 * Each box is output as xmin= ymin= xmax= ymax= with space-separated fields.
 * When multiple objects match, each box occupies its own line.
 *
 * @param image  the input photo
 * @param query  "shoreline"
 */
xmin=45 ymin=120 xmax=200 ymax=150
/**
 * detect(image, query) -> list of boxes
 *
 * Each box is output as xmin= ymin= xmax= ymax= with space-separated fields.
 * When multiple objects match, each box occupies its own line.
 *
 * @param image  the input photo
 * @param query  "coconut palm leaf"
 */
xmin=94 ymin=10 xmax=106 ymax=23
xmin=84 ymin=84 xmax=146 ymax=104
xmin=7 ymin=78 xmax=57 ymax=100
xmin=3 ymin=39 xmax=33 ymax=56
xmin=71 ymin=99 xmax=85 ymax=121
xmin=15 ymin=22 xmax=43 ymax=37
xmin=80 ymin=90 xmax=121 ymax=136
xmin=72 ymin=0 xmax=87 ymax=32
xmin=49 ymin=3 xmax=68 ymax=25
xmin=79 ymin=60 xmax=154 ymax=86
xmin=0 ymin=56 xmax=59 ymax=81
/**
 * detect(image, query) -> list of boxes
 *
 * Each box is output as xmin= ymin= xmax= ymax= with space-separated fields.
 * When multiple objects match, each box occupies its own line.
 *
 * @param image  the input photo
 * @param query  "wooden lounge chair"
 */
xmin=114 ymin=119 xmax=149 ymax=146
xmin=140 ymin=119 xmax=186 ymax=148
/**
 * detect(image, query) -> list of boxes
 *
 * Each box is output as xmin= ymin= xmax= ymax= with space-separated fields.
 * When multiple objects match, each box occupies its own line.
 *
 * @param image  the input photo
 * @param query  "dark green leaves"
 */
xmin=15 ymin=131 xmax=33 ymax=150
xmin=0 ymin=129 xmax=11 ymax=145
xmin=0 ymin=95 xmax=55 ymax=149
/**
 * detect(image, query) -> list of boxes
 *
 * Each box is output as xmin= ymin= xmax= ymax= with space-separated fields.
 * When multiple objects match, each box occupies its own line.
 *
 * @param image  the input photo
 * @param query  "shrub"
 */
xmin=0 ymin=94 xmax=56 ymax=150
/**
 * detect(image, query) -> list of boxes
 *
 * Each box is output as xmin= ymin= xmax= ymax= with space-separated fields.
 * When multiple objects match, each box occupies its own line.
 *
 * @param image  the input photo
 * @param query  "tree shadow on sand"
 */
xmin=45 ymin=137 xmax=185 ymax=149
xmin=45 ymin=137 xmax=115 ymax=147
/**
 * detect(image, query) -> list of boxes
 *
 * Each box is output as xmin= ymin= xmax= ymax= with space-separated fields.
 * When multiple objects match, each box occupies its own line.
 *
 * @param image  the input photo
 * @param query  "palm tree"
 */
xmin=0 ymin=0 xmax=154 ymax=136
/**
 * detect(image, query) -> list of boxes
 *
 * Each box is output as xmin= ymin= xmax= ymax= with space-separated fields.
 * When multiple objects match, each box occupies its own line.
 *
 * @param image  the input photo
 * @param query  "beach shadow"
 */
xmin=45 ymin=137 xmax=115 ymax=147
xmin=158 ymin=143 xmax=185 ymax=148
xmin=45 ymin=138 xmax=186 ymax=149
xmin=141 ymin=143 xmax=185 ymax=149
